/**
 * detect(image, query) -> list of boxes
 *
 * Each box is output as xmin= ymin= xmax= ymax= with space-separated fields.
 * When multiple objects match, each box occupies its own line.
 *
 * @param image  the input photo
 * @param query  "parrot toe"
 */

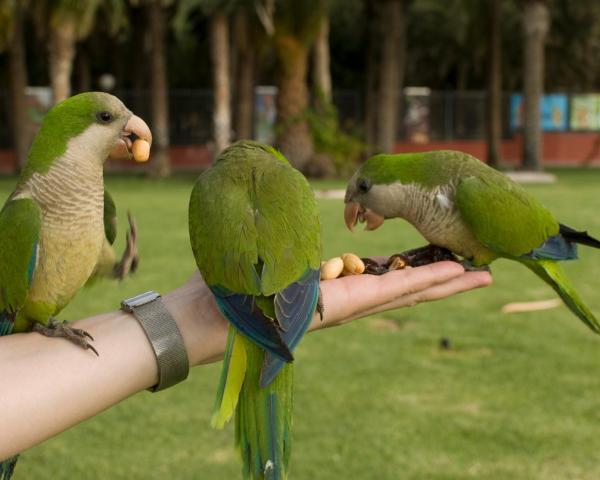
xmin=113 ymin=212 xmax=139 ymax=280
xmin=33 ymin=319 xmax=99 ymax=356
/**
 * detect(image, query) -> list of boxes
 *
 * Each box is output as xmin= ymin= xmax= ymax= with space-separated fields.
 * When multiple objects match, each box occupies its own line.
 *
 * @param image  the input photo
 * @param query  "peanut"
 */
xmin=132 ymin=139 xmax=151 ymax=162
xmin=341 ymin=253 xmax=365 ymax=275
xmin=320 ymin=257 xmax=344 ymax=280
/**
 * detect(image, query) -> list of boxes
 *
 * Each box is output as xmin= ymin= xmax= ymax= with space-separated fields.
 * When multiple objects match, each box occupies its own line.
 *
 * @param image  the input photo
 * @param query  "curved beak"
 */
xmin=109 ymin=114 xmax=153 ymax=162
xmin=344 ymin=201 xmax=360 ymax=232
xmin=344 ymin=201 xmax=385 ymax=232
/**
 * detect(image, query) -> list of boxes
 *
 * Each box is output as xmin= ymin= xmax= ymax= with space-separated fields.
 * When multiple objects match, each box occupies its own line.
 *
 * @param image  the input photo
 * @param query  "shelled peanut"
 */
xmin=320 ymin=253 xmax=365 ymax=280
xmin=132 ymin=139 xmax=151 ymax=162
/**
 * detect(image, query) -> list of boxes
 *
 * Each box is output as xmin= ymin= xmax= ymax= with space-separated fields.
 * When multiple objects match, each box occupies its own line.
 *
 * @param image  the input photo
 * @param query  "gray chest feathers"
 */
xmin=386 ymin=183 xmax=484 ymax=260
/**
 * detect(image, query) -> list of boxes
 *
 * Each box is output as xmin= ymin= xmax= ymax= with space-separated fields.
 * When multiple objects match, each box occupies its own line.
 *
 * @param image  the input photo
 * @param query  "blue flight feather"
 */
xmin=523 ymin=234 xmax=578 ymax=261
xmin=211 ymin=287 xmax=293 ymax=362
xmin=260 ymin=269 xmax=320 ymax=387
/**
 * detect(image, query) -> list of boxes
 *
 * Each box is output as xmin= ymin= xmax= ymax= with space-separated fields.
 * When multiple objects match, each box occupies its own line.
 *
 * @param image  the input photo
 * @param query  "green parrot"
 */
xmin=344 ymin=150 xmax=600 ymax=333
xmin=0 ymin=92 xmax=151 ymax=480
xmin=189 ymin=140 xmax=321 ymax=480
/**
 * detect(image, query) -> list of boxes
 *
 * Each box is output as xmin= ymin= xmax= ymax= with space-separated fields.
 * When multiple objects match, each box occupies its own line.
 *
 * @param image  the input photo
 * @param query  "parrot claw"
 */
xmin=316 ymin=287 xmax=324 ymax=321
xmin=460 ymin=260 xmax=491 ymax=273
xmin=113 ymin=211 xmax=139 ymax=280
xmin=33 ymin=318 xmax=99 ymax=356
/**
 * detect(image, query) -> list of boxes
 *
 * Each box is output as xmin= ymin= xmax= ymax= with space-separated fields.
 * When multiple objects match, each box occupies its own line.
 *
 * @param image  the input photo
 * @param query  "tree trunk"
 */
xmin=48 ymin=18 xmax=77 ymax=103
xmin=8 ymin=1 xmax=29 ymax=171
xmin=486 ymin=0 xmax=502 ymax=168
xmin=210 ymin=12 xmax=231 ymax=155
xmin=76 ymin=44 xmax=92 ymax=92
xmin=148 ymin=0 xmax=170 ymax=177
xmin=312 ymin=13 xmax=332 ymax=108
xmin=364 ymin=0 xmax=378 ymax=153
xmin=275 ymin=34 xmax=313 ymax=171
xmin=376 ymin=0 xmax=406 ymax=153
xmin=521 ymin=0 xmax=549 ymax=170
xmin=233 ymin=9 xmax=255 ymax=140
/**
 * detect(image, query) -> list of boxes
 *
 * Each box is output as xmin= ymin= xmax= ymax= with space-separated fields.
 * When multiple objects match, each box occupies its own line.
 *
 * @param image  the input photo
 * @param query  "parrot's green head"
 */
xmin=344 ymin=152 xmax=438 ymax=231
xmin=21 ymin=92 xmax=152 ymax=180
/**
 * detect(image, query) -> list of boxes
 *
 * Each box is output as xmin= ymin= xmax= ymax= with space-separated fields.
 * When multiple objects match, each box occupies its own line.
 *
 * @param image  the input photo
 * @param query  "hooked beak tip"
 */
xmin=344 ymin=201 xmax=360 ymax=232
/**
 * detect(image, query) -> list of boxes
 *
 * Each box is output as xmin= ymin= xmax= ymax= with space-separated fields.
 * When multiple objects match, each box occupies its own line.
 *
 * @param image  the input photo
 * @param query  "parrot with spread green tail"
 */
xmin=344 ymin=150 xmax=600 ymax=333
xmin=189 ymin=140 xmax=321 ymax=480
xmin=0 ymin=92 xmax=152 ymax=479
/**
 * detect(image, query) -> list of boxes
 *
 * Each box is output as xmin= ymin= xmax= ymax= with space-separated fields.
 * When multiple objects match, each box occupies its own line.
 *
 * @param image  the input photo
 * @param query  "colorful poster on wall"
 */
xmin=509 ymin=94 xmax=568 ymax=131
xmin=570 ymin=95 xmax=600 ymax=130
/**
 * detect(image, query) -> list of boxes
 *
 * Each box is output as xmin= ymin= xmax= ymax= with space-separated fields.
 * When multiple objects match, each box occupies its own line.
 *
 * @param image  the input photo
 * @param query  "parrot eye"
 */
xmin=97 ymin=111 xmax=113 ymax=123
xmin=357 ymin=178 xmax=371 ymax=193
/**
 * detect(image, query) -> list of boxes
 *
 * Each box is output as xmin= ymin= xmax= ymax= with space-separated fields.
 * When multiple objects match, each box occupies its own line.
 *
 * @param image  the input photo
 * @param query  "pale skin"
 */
xmin=0 ymin=262 xmax=491 ymax=461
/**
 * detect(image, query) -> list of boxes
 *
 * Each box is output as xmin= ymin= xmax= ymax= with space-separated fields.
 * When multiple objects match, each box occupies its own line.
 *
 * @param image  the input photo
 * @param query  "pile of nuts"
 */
xmin=320 ymin=253 xmax=410 ymax=280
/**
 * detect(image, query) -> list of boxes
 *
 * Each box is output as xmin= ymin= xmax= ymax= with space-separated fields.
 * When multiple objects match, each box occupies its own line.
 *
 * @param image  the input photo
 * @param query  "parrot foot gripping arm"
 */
xmin=32 ymin=318 xmax=99 ymax=356
xmin=113 ymin=212 xmax=139 ymax=280
xmin=362 ymin=245 xmax=460 ymax=275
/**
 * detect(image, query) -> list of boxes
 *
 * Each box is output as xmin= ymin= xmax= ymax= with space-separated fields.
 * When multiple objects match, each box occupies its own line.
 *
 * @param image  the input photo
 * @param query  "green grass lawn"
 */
xmin=5 ymin=169 xmax=600 ymax=479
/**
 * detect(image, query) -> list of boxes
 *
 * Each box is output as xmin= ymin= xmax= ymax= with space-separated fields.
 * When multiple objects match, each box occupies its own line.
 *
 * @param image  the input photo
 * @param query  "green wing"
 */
xmin=104 ymin=190 xmax=117 ymax=245
xmin=189 ymin=158 xmax=320 ymax=295
xmin=0 ymin=197 xmax=41 ymax=334
xmin=455 ymin=174 xmax=559 ymax=257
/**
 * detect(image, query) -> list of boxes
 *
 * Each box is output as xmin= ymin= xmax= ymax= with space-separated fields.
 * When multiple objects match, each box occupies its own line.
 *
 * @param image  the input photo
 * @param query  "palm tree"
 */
xmin=312 ymin=11 xmax=331 ymax=107
xmin=485 ymin=0 xmax=502 ymax=168
xmin=272 ymin=0 xmax=325 ymax=171
xmin=210 ymin=10 xmax=231 ymax=154
xmin=376 ymin=0 xmax=406 ymax=153
xmin=233 ymin=6 xmax=256 ymax=140
xmin=0 ymin=0 xmax=29 ymax=171
xmin=147 ymin=0 xmax=172 ymax=177
xmin=521 ymin=0 xmax=550 ymax=170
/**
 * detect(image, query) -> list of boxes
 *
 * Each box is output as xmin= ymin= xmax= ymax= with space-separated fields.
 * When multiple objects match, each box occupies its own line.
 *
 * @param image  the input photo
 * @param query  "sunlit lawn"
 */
xmin=5 ymin=169 xmax=600 ymax=479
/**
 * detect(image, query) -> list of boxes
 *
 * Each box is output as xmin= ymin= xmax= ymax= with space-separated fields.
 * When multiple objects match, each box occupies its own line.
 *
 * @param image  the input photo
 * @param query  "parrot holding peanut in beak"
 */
xmin=344 ymin=150 xmax=600 ymax=333
xmin=189 ymin=141 xmax=321 ymax=480
xmin=0 ymin=92 xmax=152 ymax=480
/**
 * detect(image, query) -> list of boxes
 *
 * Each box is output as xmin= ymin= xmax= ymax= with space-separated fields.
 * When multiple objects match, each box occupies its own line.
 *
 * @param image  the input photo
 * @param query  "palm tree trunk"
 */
xmin=521 ymin=0 xmax=549 ymax=170
xmin=48 ymin=18 xmax=77 ymax=103
xmin=233 ymin=9 xmax=254 ymax=140
xmin=148 ymin=0 xmax=170 ymax=177
xmin=364 ymin=0 xmax=378 ymax=153
xmin=486 ymin=0 xmax=502 ymax=168
xmin=274 ymin=34 xmax=313 ymax=171
xmin=312 ymin=13 xmax=332 ymax=108
xmin=8 ymin=1 xmax=29 ymax=171
xmin=376 ymin=0 xmax=406 ymax=153
xmin=210 ymin=12 xmax=231 ymax=154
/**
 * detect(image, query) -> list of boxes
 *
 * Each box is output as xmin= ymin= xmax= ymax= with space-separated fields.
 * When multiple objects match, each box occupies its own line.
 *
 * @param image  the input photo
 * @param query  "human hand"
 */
xmin=169 ymin=261 xmax=492 ymax=366
xmin=313 ymin=260 xmax=492 ymax=329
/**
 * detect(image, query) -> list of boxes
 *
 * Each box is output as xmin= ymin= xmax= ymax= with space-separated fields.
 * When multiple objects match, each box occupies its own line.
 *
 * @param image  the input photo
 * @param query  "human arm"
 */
xmin=0 ymin=262 xmax=491 ymax=459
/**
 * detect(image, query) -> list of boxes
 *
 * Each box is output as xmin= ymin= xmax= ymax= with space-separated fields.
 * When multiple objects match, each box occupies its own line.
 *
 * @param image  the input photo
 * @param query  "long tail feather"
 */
xmin=235 ymin=336 xmax=292 ymax=480
xmin=523 ymin=259 xmax=600 ymax=334
xmin=0 ymin=456 xmax=19 ymax=480
xmin=213 ymin=326 xmax=247 ymax=429
xmin=560 ymin=224 xmax=600 ymax=249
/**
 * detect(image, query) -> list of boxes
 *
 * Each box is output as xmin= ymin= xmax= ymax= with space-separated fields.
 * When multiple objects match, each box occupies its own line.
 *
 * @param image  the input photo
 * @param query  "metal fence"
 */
xmin=0 ymin=88 xmax=556 ymax=149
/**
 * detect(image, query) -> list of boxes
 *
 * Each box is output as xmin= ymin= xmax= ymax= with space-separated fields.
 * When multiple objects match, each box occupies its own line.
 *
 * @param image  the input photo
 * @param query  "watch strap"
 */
xmin=121 ymin=291 xmax=189 ymax=392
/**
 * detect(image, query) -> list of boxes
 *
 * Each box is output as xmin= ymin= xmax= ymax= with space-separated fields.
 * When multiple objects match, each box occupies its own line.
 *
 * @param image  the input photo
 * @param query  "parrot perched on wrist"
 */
xmin=189 ymin=140 xmax=321 ymax=480
xmin=0 ymin=92 xmax=151 ymax=479
xmin=344 ymin=150 xmax=600 ymax=333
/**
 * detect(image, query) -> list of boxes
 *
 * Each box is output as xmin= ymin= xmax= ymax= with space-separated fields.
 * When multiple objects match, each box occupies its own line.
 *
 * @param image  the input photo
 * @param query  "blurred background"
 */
xmin=4 ymin=1 xmax=600 ymax=479
xmin=2 ymin=0 xmax=600 ymax=177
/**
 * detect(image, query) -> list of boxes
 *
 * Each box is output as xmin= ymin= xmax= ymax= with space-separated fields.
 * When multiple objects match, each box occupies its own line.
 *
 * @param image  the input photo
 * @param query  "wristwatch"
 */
xmin=121 ymin=291 xmax=189 ymax=392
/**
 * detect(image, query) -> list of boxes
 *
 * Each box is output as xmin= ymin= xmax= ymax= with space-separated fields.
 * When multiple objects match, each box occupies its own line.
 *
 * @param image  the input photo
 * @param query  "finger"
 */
xmin=312 ymin=261 xmax=466 ymax=330
xmin=351 ymin=271 xmax=493 ymax=321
